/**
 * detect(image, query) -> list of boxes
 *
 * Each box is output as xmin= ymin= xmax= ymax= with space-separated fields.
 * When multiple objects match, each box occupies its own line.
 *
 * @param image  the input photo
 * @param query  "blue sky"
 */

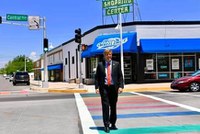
xmin=0 ymin=0 xmax=200 ymax=68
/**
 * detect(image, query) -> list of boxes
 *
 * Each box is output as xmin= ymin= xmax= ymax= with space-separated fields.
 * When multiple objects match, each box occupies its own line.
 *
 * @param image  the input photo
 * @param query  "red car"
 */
xmin=171 ymin=70 xmax=200 ymax=92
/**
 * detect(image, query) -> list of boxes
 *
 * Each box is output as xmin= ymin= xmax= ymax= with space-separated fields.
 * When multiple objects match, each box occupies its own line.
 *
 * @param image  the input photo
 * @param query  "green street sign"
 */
xmin=6 ymin=14 xmax=28 ymax=21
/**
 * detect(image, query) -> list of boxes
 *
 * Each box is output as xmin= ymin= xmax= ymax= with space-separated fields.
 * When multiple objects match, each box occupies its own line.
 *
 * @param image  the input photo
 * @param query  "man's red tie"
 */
xmin=107 ymin=62 xmax=111 ymax=86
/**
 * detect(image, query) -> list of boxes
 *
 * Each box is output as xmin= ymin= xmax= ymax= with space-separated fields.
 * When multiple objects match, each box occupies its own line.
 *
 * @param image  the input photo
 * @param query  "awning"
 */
xmin=140 ymin=38 xmax=200 ymax=53
xmin=81 ymin=45 xmax=93 ymax=58
xmin=91 ymin=32 xmax=137 ymax=56
xmin=48 ymin=64 xmax=63 ymax=70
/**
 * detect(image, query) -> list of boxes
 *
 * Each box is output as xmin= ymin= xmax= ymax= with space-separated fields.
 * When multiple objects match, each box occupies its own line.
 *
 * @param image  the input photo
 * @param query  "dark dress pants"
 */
xmin=100 ymin=85 xmax=118 ymax=127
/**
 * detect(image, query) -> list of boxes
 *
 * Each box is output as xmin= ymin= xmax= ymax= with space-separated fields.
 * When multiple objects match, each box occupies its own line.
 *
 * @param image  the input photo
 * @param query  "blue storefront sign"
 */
xmin=90 ymin=32 xmax=137 ymax=56
xmin=140 ymin=38 xmax=200 ymax=53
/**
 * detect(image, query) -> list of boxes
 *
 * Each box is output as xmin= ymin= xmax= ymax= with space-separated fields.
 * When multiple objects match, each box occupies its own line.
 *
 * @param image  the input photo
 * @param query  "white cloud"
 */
xmin=29 ymin=51 xmax=39 ymax=61
xmin=49 ymin=42 xmax=54 ymax=49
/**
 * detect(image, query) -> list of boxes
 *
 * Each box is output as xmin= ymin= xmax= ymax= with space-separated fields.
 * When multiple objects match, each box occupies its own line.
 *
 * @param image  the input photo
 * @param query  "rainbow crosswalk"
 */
xmin=79 ymin=92 xmax=200 ymax=134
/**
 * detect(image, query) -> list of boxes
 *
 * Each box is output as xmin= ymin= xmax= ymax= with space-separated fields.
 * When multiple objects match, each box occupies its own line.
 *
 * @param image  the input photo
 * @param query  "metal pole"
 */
xmin=42 ymin=17 xmax=48 ymax=88
xmin=119 ymin=13 xmax=124 ymax=81
xmin=24 ymin=55 xmax=26 ymax=72
xmin=79 ymin=43 xmax=84 ymax=88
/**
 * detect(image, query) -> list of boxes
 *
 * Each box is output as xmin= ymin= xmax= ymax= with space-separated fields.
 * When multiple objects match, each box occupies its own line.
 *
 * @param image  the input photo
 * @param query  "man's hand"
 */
xmin=118 ymin=88 xmax=123 ymax=94
xmin=96 ymin=89 xmax=99 ymax=94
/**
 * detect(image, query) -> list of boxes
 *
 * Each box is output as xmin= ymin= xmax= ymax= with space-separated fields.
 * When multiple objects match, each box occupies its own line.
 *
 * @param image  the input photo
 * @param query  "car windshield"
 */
xmin=191 ymin=70 xmax=200 ymax=76
xmin=16 ymin=72 xmax=28 ymax=75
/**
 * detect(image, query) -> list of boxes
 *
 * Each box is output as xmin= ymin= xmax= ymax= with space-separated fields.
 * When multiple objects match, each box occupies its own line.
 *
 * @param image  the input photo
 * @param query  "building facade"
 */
xmin=34 ymin=21 xmax=200 ymax=84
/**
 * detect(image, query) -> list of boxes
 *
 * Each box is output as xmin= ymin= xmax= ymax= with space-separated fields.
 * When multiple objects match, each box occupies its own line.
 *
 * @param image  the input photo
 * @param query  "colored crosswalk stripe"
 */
xmin=92 ymin=111 xmax=200 ymax=120
xmin=98 ymin=124 xmax=200 ymax=134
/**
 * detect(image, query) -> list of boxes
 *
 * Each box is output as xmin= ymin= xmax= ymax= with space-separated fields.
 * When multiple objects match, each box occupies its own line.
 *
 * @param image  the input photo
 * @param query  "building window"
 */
xmin=65 ymin=58 xmax=67 ymax=65
xmin=144 ymin=54 xmax=156 ymax=80
xmin=144 ymin=53 xmax=197 ymax=80
xmin=184 ymin=56 xmax=195 ymax=75
xmin=72 ymin=56 xmax=75 ymax=64
xmin=157 ymin=54 xmax=169 ymax=79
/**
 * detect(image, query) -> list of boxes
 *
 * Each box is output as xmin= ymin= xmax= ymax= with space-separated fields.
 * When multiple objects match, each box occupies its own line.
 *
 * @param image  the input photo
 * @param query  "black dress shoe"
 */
xmin=104 ymin=126 xmax=110 ymax=133
xmin=110 ymin=124 xmax=118 ymax=130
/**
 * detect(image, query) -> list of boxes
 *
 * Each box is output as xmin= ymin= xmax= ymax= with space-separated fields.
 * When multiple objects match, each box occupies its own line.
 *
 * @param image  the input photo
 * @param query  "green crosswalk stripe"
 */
xmin=98 ymin=124 xmax=200 ymax=134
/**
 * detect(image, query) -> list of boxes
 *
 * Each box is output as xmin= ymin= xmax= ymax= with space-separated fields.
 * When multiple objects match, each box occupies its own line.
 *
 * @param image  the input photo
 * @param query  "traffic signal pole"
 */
xmin=75 ymin=28 xmax=84 ymax=88
xmin=0 ymin=14 xmax=49 ymax=88
xmin=79 ymin=43 xmax=84 ymax=88
xmin=42 ymin=17 xmax=49 ymax=88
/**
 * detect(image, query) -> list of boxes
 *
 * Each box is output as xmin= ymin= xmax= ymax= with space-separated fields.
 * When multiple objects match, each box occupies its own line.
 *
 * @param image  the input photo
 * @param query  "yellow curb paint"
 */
xmin=124 ymin=87 xmax=171 ymax=92
xmin=31 ymin=86 xmax=171 ymax=93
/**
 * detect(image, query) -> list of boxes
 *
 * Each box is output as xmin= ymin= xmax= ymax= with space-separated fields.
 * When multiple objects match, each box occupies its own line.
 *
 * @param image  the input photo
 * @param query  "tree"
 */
xmin=1 ymin=55 xmax=34 ymax=74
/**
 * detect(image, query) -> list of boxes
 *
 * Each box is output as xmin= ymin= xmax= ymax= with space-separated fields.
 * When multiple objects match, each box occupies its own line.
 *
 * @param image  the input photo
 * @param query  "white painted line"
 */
xmin=163 ymin=91 xmax=200 ymax=97
xmin=131 ymin=92 xmax=200 ymax=112
xmin=75 ymin=93 xmax=98 ymax=134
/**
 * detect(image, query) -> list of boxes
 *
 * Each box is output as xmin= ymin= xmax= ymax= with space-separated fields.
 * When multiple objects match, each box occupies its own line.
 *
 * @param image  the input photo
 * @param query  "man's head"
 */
xmin=104 ymin=49 xmax=112 ymax=62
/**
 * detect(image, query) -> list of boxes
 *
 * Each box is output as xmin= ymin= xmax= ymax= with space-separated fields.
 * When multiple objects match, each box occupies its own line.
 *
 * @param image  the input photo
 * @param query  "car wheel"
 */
xmin=13 ymin=82 xmax=16 ymax=86
xmin=190 ymin=82 xmax=200 ymax=92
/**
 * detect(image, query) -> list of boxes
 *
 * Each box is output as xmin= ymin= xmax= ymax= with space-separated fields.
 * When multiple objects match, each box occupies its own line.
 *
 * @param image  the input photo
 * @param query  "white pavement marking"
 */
xmin=162 ymin=91 xmax=200 ymax=97
xmin=131 ymin=92 xmax=200 ymax=112
xmin=75 ymin=93 xmax=98 ymax=134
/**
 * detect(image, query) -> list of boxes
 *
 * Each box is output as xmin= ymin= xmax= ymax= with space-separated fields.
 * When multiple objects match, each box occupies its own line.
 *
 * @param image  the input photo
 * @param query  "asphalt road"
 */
xmin=0 ymin=75 xmax=30 ymax=92
xmin=0 ymin=76 xmax=82 ymax=134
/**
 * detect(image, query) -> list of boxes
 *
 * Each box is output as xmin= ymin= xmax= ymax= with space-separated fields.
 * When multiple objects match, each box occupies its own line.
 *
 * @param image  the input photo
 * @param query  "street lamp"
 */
xmin=24 ymin=55 xmax=29 ymax=72
xmin=24 ymin=56 xmax=26 ymax=72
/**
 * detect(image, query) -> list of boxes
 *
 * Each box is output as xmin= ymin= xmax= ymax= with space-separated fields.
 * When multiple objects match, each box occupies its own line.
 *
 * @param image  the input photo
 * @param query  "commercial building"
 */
xmin=34 ymin=21 xmax=200 ymax=84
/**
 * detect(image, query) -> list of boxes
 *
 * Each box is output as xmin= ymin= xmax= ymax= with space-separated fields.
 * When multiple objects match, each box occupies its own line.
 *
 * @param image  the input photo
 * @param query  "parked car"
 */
xmin=171 ymin=70 xmax=200 ymax=92
xmin=5 ymin=75 xmax=10 ymax=80
xmin=13 ymin=72 xmax=30 ymax=86
xmin=9 ymin=74 xmax=14 ymax=82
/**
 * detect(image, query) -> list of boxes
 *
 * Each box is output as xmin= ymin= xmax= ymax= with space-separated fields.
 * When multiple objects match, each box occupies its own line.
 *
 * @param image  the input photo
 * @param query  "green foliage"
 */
xmin=0 ymin=55 xmax=33 ymax=74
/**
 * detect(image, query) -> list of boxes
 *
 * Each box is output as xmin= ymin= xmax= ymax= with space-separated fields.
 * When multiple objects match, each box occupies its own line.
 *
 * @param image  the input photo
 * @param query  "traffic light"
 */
xmin=43 ymin=38 xmax=48 ymax=52
xmin=81 ymin=44 xmax=87 ymax=51
xmin=0 ymin=16 xmax=2 ymax=24
xmin=75 ymin=28 xmax=81 ymax=43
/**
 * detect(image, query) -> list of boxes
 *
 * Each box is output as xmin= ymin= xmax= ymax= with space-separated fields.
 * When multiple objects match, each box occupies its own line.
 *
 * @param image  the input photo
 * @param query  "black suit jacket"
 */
xmin=95 ymin=60 xmax=124 ymax=90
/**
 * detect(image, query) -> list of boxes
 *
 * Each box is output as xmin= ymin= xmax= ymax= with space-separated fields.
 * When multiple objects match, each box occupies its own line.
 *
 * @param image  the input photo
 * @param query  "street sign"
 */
xmin=28 ymin=16 xmax=40 ymax=30
xmin=6 ymin=14 xmax=28 ymax=21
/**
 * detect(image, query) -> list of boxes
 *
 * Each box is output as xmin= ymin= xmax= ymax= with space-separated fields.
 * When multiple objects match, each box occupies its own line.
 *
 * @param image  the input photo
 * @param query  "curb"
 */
xmin=124 ymin=87 xmax=171 ymax=92
xmin=0 ymin=91 xmax=11 ymax=95
xmin=30 ymin=87 xmax=88 ymax=93
xmin=30 ymin=86 xmax=171 ymax=93
xmin=48 ymin=89 xmax=88 ymax=93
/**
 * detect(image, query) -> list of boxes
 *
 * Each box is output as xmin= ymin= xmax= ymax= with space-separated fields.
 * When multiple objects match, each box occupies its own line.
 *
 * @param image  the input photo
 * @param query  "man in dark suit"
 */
xmin=95 ymin=49 xmax=124 ymax=133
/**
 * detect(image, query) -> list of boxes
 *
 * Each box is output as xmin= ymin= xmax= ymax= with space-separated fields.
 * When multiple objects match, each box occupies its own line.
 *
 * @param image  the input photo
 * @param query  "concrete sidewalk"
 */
xmin=30 ymin=80 xmax=172 ymax=93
